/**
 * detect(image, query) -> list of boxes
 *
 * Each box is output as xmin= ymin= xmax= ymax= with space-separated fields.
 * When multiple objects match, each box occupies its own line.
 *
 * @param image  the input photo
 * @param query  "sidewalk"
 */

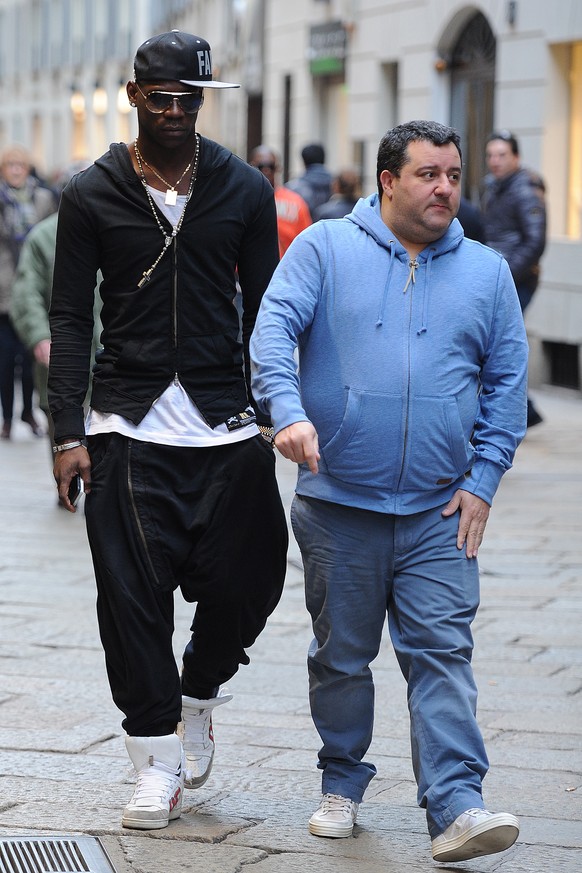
xmin=0 ymin=387 xmax=580 ymax=872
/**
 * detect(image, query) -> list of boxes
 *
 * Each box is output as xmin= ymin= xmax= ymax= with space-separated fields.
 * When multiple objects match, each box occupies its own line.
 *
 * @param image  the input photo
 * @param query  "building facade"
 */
xmin=0 ymin=0 xmax=580 ymax=392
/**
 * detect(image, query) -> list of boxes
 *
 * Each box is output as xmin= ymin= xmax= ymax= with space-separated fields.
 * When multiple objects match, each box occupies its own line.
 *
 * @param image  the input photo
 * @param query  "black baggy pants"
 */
xmin=85 ymin=432 xmax=288 ymax=736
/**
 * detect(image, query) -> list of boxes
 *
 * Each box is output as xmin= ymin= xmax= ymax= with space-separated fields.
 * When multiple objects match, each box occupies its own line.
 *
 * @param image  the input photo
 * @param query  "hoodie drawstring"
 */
xmin=375 ymin=245 xmax=434 ymax=333
xmin=376 ymin=243 xmax=396 ymax=327
xmin=417 ymin=248 xmax=435 ymax=335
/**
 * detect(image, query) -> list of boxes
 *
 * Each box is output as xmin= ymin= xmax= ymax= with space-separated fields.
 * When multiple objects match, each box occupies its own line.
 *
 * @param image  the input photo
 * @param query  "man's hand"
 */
xmin=442 ymin=489 xmax=490 ymax=558
xmin=274 ymin=421 xmax=320 ymax=474
xmin=53 ymin=446 xmax=92 ymax=512
xmin=33 ymin=338 xmax=51 ymax=368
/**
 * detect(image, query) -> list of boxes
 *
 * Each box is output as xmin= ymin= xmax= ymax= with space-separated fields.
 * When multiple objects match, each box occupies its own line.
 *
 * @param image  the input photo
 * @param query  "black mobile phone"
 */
xmin=67 ymin=474 xmax=84 ymax=507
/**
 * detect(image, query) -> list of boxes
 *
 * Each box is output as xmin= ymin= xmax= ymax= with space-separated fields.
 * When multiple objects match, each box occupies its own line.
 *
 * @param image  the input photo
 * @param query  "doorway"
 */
xmin=449 ymin=12 xmax=496 ymax=203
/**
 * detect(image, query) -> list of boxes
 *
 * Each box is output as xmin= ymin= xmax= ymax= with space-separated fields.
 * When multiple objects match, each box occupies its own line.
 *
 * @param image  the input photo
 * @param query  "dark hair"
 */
xmin=376 ymin=120 xmax=462 ymax=198
xmin=486 ymin=130 xmax=519 ymax=156
xmin=335 ymin=168 xmax=360 ymax=199
xmin=250 ymin=144 xmax=278 ymax=165
xmin=302 ymin=143 xmax=325 ymax=166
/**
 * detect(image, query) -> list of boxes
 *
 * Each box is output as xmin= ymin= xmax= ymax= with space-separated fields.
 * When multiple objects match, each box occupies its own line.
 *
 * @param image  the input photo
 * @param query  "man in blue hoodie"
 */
xmin=251 ymin=120 xmax=528 ymax=863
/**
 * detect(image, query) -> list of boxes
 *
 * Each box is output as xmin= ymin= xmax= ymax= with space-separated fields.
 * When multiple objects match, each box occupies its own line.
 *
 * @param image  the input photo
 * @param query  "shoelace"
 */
xmin=320 ymin=794 xmax=355 ymax=815
xmin=132 ymin=761 xmax=180 ymax=803
xmin=182 ymin=708 xmax=212 ymax=750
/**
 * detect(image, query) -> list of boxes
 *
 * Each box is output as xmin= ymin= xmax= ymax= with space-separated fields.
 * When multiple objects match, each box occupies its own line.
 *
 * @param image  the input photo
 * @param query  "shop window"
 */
xmin=543 ymin=341 xmax=580 ymax=390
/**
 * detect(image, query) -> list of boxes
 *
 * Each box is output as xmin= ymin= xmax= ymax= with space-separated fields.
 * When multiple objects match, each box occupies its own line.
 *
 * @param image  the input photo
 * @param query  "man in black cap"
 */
xmin=48 ymin=31 xmax=288 ymax=830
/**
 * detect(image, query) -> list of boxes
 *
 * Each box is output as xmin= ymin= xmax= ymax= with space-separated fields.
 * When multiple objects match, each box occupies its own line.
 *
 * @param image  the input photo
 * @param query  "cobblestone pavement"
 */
xmin=0 ymin=388 xmax=580 ymax=872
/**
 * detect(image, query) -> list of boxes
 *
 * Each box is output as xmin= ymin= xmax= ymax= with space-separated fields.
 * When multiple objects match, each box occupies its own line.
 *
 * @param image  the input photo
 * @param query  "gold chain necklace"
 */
xmin=134 ymin=140 xmax=195 ymax=206
xmin=134 ymin=133 xmax=200 ymax=288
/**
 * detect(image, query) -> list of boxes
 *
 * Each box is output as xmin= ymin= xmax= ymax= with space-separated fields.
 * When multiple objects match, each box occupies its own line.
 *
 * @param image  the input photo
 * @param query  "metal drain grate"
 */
xmin=0 ymin=837 xmax=116 ymax=873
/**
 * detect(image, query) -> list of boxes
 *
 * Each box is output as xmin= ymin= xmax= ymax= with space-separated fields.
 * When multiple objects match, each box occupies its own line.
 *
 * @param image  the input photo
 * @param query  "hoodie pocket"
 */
xmin=319 ymin=388 xmax=404 ymax=490
xmin=398 ymin=395 xmax=475 ymax=491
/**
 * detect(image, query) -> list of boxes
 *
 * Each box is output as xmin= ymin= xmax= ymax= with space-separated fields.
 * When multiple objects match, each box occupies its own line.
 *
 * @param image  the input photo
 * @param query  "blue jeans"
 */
xmin=290 ymin=495 xmax=489 ymax=838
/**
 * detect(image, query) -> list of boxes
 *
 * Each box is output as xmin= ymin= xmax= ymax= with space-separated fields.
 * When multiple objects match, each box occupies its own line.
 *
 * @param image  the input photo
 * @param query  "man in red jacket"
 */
xmin=250 ymin=145 xmax=311 ymax=255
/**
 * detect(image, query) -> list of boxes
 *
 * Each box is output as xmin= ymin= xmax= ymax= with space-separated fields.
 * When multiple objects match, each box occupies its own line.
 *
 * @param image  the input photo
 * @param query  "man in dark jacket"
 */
xmin=312 ymin=167 xmax=360 ymax=221
xmin=456 ymin=197 xmax=485 ymax=243
xmin=48 ymin=30 xmax=288 ymax=831
xmin=285 ymin=143 xmax=332 ymax=218
xmin=482 ymin=130 xmax=546 ymax=426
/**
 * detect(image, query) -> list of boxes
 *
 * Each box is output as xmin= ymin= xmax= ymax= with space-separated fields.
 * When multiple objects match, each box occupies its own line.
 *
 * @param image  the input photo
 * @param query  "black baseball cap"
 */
xmin=134 ymin=30 xmax=240 ymax=89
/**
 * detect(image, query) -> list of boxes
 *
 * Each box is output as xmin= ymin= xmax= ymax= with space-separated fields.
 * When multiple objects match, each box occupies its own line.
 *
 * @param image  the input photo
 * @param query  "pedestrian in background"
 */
xmin=0 ymin=144 xmax=56 ymax=440
xmin=312 ymin=167 xmax=361 ymax=221
xmin=251 ymin=120 xmax=527 ymax=863
xmin=482 ymin=129 xmax=546 ymax=427
xmin=456 ymin=196 xmax=486 ymax=243
xmin=285 ymin=142 xmax=332 ymax=219
xmin=249 ymin=145 xmax=311 ymax=255
xmin=48 ymin=30 xmax=287 ymax=831
xmin=10 ymin=162 xmax=100 ymax=461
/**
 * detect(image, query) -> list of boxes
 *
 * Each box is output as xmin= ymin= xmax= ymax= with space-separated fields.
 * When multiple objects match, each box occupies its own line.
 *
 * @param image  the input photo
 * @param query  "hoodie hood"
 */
xmin=345 ymin=193 xmax=465 ymax=330
xmin=346 ymin=192 xmax=465 ymax=258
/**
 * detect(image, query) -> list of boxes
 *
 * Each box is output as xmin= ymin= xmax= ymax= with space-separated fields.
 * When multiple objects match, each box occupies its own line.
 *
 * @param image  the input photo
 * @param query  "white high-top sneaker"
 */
xmin=122 ymin=734 xmax=184 ymax=830
xmin=177 ymin=689 xmax=233 ymax=789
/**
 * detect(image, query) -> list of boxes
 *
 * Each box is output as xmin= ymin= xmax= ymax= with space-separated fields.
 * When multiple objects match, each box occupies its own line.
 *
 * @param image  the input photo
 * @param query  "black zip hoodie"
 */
xmin=48 ymin=137 xmax=278 ymax=442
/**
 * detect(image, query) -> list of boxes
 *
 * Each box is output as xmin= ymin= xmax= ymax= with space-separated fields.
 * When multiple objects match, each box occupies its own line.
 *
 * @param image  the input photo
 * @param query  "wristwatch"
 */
xmin=258 ymin=425 xmax=275 ymax=446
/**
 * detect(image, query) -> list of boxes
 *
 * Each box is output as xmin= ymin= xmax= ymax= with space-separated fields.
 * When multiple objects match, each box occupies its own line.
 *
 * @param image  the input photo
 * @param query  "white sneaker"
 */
xmin=308 ymin=793 xmax=359 ymax=838
xmin=122 ymin=734 xmax=184 ymax=830
xmin=431 ymin=808 xmax=519 ymax=862
xmin=177 ymin=689 xmax=233 ymax=789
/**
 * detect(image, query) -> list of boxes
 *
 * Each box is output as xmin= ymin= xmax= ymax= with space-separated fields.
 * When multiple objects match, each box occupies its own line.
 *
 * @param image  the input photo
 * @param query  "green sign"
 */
xmin=309 ymin=21 xmax=347 ymax=78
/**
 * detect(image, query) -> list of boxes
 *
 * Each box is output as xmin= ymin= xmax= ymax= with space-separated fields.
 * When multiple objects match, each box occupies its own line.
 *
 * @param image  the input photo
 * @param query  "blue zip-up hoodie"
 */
xmin=251 ymin=194 xmax=528 ymax=514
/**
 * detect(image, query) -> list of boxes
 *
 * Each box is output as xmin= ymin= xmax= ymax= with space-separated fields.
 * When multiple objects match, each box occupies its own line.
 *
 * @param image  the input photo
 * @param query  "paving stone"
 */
xmin=497 ymin=845 xmax=582 ymax=873
xmin=485 ymin=709 xmax=582 ymax=735
xmin=0 ymin=749 xmax=129 ymax=782
xmin=486 ymin=742 xmax=582 ymax=773
xmin=116 ymin=838 xmax=267 ymax=873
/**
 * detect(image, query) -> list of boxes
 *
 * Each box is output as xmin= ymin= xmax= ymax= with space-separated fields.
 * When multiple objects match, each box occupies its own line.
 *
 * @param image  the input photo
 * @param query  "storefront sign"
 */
xmin=309 ymin=21 xmax=347 ymax=78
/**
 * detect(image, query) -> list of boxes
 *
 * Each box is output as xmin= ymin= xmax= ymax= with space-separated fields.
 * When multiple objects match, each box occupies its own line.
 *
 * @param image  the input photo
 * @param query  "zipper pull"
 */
xmin=403 ymin=258 xmax=418 ymax=294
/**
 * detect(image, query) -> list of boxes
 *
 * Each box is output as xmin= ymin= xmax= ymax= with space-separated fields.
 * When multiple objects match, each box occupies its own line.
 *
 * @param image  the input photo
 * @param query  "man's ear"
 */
xmin=380 ymin=169 xmax=395 ymax=199
xmin=126 ymin=81 xmax=137 ymax=107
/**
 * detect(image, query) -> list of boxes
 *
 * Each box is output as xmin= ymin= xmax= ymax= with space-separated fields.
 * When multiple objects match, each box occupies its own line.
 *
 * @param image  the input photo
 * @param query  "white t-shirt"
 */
xmin=87 ymin=187 xmax=259 ymax=447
